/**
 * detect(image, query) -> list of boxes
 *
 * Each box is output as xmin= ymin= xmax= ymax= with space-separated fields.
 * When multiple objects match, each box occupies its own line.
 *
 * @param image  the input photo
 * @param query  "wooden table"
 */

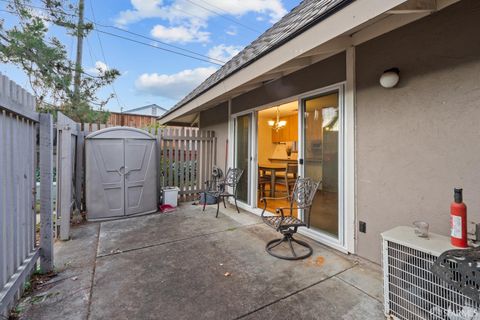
xmin=258 ymin=163 xmax=286 ymax=197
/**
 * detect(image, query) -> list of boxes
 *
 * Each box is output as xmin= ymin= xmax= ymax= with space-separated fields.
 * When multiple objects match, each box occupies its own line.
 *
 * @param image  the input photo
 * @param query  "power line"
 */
xmin=88 ymin=0 xmax=123 ymax=110
xmin=88 ymin=20 xmax=226 ymax=64
xmin=95 ymin=29 xmax=223 ymax=66
xmin=0 ymin=0 xmax=226 ymax=65
xmin=183 ymin=0 xmax=260 ymax=34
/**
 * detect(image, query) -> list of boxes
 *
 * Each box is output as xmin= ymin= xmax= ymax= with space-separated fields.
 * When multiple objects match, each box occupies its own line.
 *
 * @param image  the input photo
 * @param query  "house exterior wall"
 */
xmin=355 ymin=0 xmax=480 ymax=263
xmin=198 ymin=53 xmax=346 ymax=173
xmin=231 ymin=52 xmax=346 ymax=114
xmin=199 ymin=102 xmax=229 ymax=173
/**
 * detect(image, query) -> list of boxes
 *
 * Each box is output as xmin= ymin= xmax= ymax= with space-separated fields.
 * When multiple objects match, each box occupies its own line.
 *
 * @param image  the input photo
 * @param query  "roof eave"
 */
xmin=159 ymin=0 xmax=411 ymax=125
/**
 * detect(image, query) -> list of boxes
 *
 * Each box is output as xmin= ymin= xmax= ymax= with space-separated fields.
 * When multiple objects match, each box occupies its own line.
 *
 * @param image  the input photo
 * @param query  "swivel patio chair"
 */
xmin=203 ymin=168 xmax=244 ymax=218
xmin=261 ymin=177 xmax=321 ymax=260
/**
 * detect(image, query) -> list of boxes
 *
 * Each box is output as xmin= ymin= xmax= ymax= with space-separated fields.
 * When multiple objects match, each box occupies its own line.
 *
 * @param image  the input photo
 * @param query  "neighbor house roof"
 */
xmin=125 ymin=104 xmax=168 ymax=114
xmin=160 ymin=0 xmax=352 ymax=120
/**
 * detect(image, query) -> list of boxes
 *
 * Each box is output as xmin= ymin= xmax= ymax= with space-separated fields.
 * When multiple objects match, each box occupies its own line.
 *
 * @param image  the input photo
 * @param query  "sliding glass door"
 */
xmin=300 ymin=87 xmax=344 ymax=244
xmin=234 ymin=114 xmax=251 ymax=204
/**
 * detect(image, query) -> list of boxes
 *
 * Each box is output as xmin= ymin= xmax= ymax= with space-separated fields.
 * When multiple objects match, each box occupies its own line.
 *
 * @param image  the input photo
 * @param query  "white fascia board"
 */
xmin=159 ymin=0 xmax=407 ymax=125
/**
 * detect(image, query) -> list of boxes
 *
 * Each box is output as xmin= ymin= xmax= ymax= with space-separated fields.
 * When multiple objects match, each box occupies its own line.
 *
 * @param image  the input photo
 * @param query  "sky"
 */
xmin=0 ymin=0 xmax=299 ymax=113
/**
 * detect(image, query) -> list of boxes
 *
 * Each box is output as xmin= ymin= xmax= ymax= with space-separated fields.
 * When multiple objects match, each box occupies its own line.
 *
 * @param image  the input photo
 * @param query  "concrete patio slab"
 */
xmin=18 ymin=223 xmax=99 ymax=320
xmin=241 ymin=277 xmax=384 ymax=320
xmin=13 ymin=204 xmax=385 ymax=320
xmin=336 ymin=260 xmax=384 ymax=302
xmin=89 ymin=206 xmax=365 ymax=320
xmin=97 ymin=204 xmax=258 ymax=256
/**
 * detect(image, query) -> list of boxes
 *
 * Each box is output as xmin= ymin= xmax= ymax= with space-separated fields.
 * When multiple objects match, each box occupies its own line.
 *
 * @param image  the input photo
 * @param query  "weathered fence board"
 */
xmin=56 ymin=112 xmax=78 ymax=241
xmin=75 ymin=124 xmax=85 ymax=211
xmin=39 ymin=114 xmax=54 ymax=273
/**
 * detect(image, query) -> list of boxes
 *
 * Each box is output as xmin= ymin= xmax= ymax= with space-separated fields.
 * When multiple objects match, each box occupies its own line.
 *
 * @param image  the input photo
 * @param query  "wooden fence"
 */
xmin=0 ymin=74 xmax=54 ymax=316
xmin=156 ymin=127 xmax=216 ymax=202
xmin=107 ymin=112 xmax=157 ymax=128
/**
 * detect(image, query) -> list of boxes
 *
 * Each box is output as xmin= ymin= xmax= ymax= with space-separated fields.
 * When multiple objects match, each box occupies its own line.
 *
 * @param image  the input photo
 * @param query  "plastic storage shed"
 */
xmin=85 ymin=127 xmax=157 ymax=220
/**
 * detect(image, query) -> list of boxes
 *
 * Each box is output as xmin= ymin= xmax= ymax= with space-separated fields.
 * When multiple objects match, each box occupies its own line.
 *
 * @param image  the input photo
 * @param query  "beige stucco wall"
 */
xmin=199 ymin=102 xmax=229 ymax=173
xmin=356 ymin=0 xmax=480 ymax=263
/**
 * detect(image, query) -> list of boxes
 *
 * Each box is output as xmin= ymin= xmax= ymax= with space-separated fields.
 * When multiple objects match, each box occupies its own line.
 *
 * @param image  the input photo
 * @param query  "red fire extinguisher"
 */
xmin=450 ymin=188 xmax=468 ymax=248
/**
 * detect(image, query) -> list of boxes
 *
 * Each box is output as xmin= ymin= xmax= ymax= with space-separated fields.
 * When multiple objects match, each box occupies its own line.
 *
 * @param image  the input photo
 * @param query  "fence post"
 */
xmin=39 ymin=113 xmax=54 ymax=273
xmin=58 ymin=119 xmax=73 ymax=241
xmin=75 ymin=123 xmax=84 ymax=211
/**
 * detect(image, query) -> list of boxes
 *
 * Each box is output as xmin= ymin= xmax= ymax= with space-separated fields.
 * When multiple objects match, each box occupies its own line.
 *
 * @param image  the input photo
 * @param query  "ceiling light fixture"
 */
xmin=268 ymin=107 xmax=287 ymax=131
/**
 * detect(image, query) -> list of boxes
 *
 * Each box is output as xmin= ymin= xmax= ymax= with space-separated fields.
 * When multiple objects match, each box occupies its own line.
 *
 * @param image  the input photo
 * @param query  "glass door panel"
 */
xmin=302 ymin=92 xmax=340 ymax=238
xmin=235 ymin=114 xmax=251 ymax=204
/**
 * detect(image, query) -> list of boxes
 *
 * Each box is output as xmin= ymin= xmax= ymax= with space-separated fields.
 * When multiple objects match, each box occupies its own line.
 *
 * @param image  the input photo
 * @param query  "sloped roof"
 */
xmin=125 ymin=104 xmax=168 ymax=113
xmin=161 ymin=0 xmax=352 ymax=119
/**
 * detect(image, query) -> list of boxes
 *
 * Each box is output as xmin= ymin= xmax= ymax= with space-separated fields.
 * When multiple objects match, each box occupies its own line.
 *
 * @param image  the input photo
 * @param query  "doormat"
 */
xmin=159 ymin=204 xmax=176 ymax=213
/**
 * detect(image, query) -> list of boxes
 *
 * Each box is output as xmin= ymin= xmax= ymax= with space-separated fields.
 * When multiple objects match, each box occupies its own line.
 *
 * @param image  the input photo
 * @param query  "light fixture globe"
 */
xmin=380 ymin=68 xmax=400 ymax=88
xmin=268 ymin=107 xmax=287 ymax=131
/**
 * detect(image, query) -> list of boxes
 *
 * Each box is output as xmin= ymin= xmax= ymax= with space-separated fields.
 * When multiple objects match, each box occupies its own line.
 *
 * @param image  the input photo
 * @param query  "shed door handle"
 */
xmin=117 ymin=166 xmax=125 ymax=176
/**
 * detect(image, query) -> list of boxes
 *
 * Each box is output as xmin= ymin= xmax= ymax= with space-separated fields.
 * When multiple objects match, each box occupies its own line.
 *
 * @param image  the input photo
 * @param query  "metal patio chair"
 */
xmin=261 ymin=177 xmax=321 ymax=260
xmin=202 ymin=168 xmax=244 ymax=218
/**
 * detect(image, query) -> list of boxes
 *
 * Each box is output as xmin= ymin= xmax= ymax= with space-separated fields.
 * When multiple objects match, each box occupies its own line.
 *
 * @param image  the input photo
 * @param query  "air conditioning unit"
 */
xmin=382 ymin=226 xmax=480 ymax=320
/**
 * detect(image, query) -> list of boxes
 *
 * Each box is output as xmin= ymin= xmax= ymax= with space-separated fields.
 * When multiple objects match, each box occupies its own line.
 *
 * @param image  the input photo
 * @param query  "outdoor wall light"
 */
xmin=380 ymin=68 xmax=400 ymax=88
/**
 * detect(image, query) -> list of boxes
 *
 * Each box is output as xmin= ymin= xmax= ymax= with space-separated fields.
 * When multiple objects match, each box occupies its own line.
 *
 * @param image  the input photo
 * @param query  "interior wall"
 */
xmin=257 ymin=112 xmax=277 ymax=165
xmin=231 ymin=52 xmax=346 ymax=114
xmin=199 ymin=102 xmax=229 ymax=173
xmin=356 ymin=0 xmax=480 ymax=263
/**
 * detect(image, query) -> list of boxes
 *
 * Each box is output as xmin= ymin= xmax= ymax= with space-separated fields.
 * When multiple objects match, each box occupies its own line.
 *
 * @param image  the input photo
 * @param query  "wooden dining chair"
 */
xmin=258 ymin=168 xmax=271 ymax=199
xmin=275 ymin=163 xmax=298 ymax=198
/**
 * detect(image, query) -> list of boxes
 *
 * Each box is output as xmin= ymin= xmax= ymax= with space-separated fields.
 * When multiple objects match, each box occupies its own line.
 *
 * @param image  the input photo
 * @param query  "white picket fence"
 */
xmin=0 ymin=74 xmax=54 ymax=316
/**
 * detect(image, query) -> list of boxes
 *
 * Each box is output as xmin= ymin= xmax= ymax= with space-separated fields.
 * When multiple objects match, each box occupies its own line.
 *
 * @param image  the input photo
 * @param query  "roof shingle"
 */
xmin=162 ymin=0 xmax=352 ymax=118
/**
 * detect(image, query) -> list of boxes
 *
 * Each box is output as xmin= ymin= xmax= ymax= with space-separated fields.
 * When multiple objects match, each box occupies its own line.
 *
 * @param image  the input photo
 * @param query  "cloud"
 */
xmin=87 ymin=61 xmax=109 ymax=76
xmin=115 ymin=0 xmax=287 ymax=43
xmin=116 ymin=0 xmax=287 ymax=26
xmin=135 ymin=66 xmax=217 ymax=99
xmin=151 ymin=24 xmax=209 ymax=44
xmin=207 ymin=44 xmax=242 ymax=63
xmin=114 ymin=0 xmax=164 ymax=26
xmin=225 ymin=26 xmax=238 ymax=36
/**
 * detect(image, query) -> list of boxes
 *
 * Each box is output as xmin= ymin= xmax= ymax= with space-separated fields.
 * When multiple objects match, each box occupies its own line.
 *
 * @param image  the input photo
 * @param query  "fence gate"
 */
xmin=56 ymin=112 xmax=79 ymax=240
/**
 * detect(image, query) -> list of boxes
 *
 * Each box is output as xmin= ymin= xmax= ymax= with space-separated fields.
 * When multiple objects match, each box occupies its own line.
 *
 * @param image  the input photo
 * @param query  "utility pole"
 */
xmin=73 ymin=0 xmax=85 ymax=106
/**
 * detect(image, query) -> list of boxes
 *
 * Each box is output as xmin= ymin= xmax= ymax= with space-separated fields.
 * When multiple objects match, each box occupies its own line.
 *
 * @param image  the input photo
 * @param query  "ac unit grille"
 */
xmin=385 ymin=241 xmax=480 ymax=320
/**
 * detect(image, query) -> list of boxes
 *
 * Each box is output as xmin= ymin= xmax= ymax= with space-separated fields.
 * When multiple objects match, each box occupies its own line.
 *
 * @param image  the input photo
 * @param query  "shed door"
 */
xmin=124 ymin=139 xmax=156 ymax=215
xmin=89 ymin=139 xmax=125 ymax=219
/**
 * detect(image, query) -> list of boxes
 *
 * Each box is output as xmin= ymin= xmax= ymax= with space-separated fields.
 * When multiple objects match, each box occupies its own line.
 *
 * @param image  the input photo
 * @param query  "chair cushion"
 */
xmin=275 ymin=172 xmax=296 ymax=178
xmin=263 ymin=215 xmax=305 ymax=229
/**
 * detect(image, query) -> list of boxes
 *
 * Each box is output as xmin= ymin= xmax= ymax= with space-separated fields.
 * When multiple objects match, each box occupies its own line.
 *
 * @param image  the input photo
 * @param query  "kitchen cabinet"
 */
xmin=271 ymin=115 xmax=298 ymax=142
xmin=289 ymin=115 xmax=298 ymax=141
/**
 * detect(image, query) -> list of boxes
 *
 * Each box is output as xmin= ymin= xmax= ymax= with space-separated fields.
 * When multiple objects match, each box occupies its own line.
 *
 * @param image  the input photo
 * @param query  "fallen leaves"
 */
xmin=303 ymin=256 xmax=325 ymax=267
